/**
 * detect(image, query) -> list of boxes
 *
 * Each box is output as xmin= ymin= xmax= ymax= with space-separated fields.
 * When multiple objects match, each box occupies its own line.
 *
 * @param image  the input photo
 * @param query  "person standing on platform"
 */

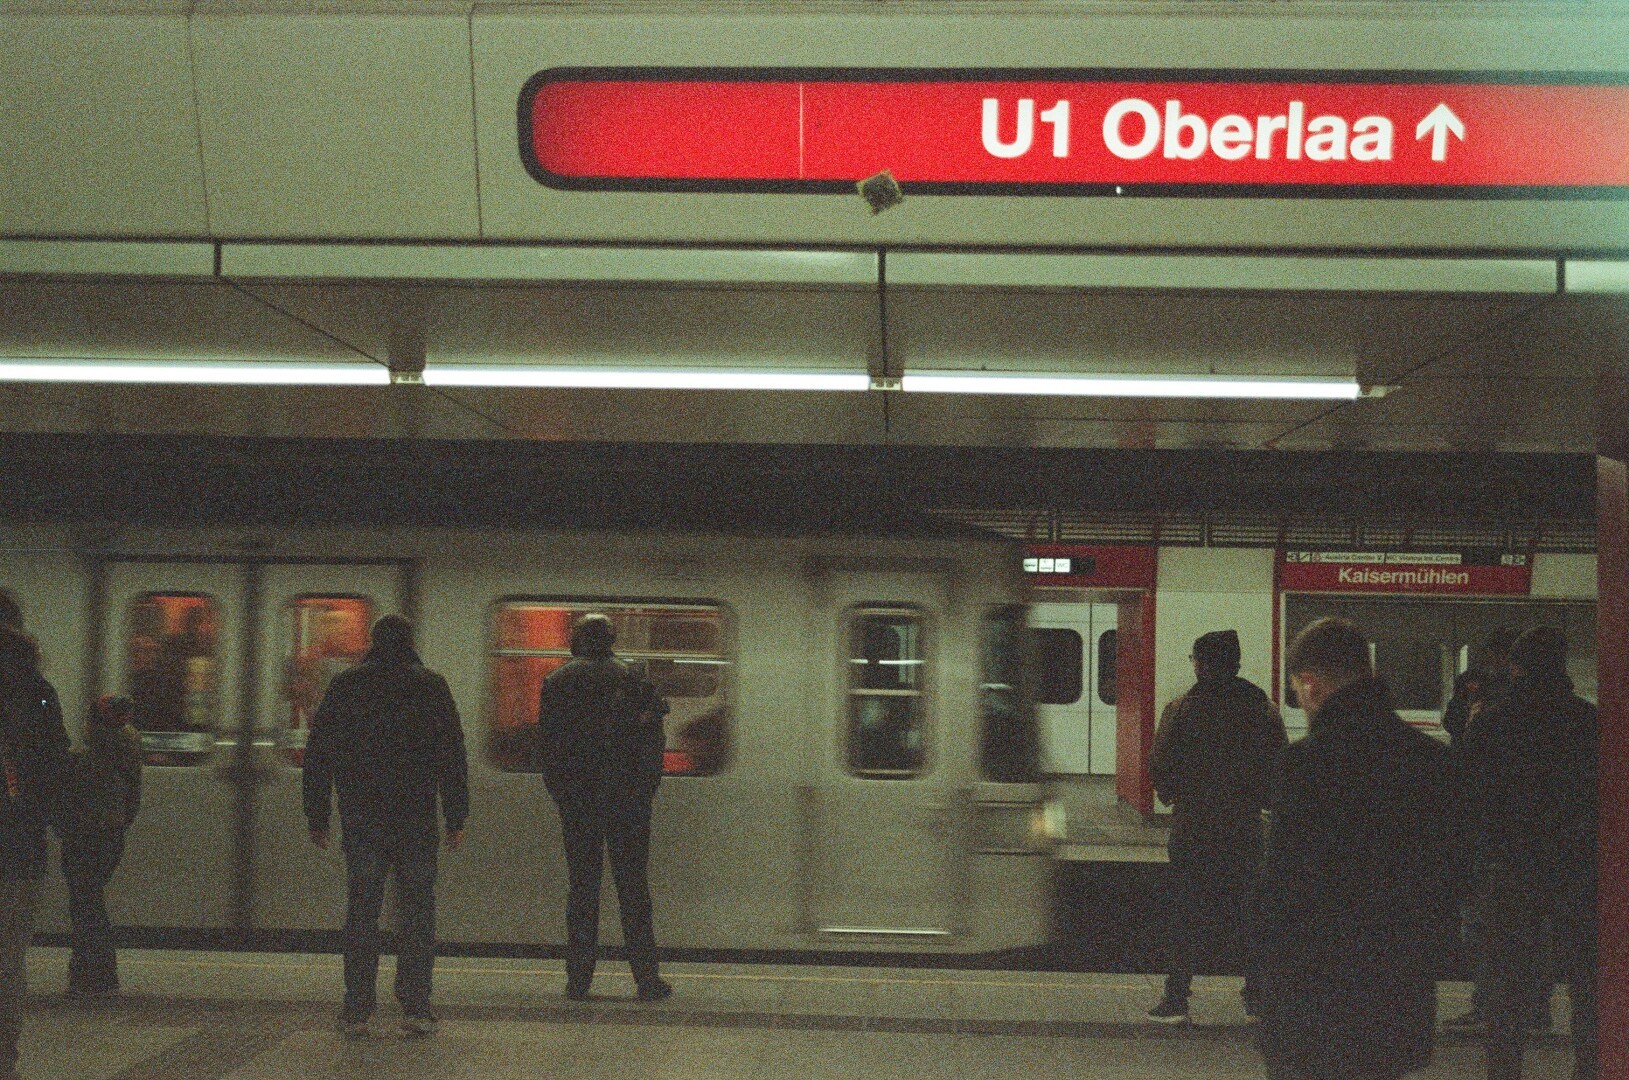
xmin=1 ymin=625 xmax=71 ymax=1080
xmin=537 ymin=613 xmax=671 ymax=1002
xmin=303 ymin=615 xmax=468 ymax=1039
xmin=1441 ymin=627 xmax=1519 ymax=751
xmin=62 ymin=694 xmax=142 ymax=997
xmin=1460 ymin=626 xmax=1597 ymax=1080
xmin=1256 ymin=618 xmax=1462 ymax=1080
xmin=1145 ymin=629 xmax=1286 ymax=1024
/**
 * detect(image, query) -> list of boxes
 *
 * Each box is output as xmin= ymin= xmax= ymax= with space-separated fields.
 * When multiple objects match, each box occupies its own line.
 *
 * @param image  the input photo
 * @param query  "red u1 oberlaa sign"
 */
xmin=521 ymin=68 xmax=1629 ymax=198
xmin=1278 ymin=551 xmax=1533 ymax=596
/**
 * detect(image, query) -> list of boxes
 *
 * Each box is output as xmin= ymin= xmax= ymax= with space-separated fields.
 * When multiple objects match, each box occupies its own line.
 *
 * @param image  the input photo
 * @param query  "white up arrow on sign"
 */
xmin=1415 ymin=104 xmax=1466 ymax=162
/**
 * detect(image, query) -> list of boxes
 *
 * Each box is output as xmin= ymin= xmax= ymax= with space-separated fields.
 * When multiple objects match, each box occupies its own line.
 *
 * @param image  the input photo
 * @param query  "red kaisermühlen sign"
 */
xmin=520 ymin=68 xmax=1629 ymax=198
xmin=1278 ymin=551 xmax=1533 ymax=595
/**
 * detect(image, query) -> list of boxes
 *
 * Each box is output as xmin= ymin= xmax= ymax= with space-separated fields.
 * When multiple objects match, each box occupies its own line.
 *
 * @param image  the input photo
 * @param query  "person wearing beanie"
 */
xmin=1146 ymin=628 xmax=1286 ymax=1024
xmin=1461 ymin=626 xmax=1597 ymax=1080
xmin=61 ymin=694 xmax=142 ymax=997
xmin=303 ymin=615 xmax=469 ymax=1038
xmin=1255 ymin=617 xmax=1462 ymax=1080
xmin=536 ymin=613 xmax=672 ymax=1003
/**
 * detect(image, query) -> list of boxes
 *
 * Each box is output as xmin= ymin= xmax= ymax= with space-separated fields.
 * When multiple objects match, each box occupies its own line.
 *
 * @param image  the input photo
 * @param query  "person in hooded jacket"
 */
xmin=1460 ymin=626 xmax=1597 ymax=1080
xmin=1 ymin=624 xmax=71 ymax=1080
xmin=61 ymin=694 xmax=142 ymax=997
xmin=1255 ymin=617 xmax=1463 ymax=1080
xmin=537 ymin=613 xmax=671 ymax=1002
xmin=1145 ymin=629 xmax=1287 ymax=1023
xmin=303 ymin=615 xmax=469 ymax=1038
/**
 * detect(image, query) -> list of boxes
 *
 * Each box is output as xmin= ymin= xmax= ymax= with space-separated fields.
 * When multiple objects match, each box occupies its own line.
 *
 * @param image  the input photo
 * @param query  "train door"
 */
xmin=102 ymin=561 xmax=245 ymax=929
xmin=1030 ymin=602 xmax=1119 ymax=775
xmin=250 ymin=564 xmax=404 ymax=929
xmin=813 ymin=572 xmax=956 ymax=939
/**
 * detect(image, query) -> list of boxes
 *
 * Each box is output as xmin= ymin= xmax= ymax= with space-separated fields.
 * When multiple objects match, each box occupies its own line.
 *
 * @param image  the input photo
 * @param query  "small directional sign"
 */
xmin=521 ymin=69 xmax=1629 ymax=198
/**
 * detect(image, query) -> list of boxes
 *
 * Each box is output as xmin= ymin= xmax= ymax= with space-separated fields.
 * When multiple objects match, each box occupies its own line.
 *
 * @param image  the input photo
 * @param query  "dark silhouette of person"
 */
xmin=303 ymin=615 xmax=468 ymax=1038
xmin=62 ymin=694 xmax=142 ymax=996
xmin=536 ymin=614 xmax=671 ymax=1002
xmin=1146 ymin=629 xmax=1286 ymax=1023
xmin=1256 ymin=617 xmax=1463 ymax=1080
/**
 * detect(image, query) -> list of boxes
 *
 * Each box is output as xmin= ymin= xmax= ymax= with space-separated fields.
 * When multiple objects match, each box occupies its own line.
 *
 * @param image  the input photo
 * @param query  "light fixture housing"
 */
xmin=422 ymin=365 xmax=870 ymax=392
xmin=0 ymin=359 xmax=391 ymax=385
xmin=898 ymin=371 xmax=1368 ymax=399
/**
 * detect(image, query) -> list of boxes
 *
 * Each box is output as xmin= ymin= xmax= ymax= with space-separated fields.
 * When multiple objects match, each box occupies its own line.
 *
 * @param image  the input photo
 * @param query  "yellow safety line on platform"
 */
xmin=115 ymin=954 xmax=1152 ymax=991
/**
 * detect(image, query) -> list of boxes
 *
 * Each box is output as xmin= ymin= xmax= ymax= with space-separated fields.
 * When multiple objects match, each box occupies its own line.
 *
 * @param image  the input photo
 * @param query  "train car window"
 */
xmin=125 ymin=593 xmax=220 ymax=766
xmin=980 ymin=605 xmax=1039 ymax=783
xmin=1030 ymin=629 xmax=1084 ymax=706
xmin=489 ymin=601 xmax=732 ymax=776
xmin=281 ymin=596 xmax=373 ymax=765
xmin=1097 ymin=629 xmax=1119 ymax=706
xmin=846 ymin=608 xmax=927 ymax=779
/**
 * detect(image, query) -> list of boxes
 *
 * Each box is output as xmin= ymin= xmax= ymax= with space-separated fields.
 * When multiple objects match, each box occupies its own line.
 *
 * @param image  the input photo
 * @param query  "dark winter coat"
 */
xmin=69 ymin=721 xmax=142 ymax=837
xmin=1149 ymin=675 xmax=1286 ymax=866
xmin=1255 ymin=678 xmax=1463 ymax=1077
xmin=1461 ymin=673 xmax=1597 ymax=885
xmin=536 ymin=655 xmax=668 ymax=803
xmin=1 ymin=671 xmax=72 ymax=879
xmin=302 ymin=645 xmax=469 ymax=844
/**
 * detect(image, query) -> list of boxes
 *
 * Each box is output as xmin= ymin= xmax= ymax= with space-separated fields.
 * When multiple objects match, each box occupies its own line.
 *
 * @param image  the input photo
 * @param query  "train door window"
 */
xmin=980 ymin=605 xmax=1039 ymax=782
xmin=1097 ymin=629 xmax=1119 ymax=706
xmin=1030 ymin=629 xmax=1083 ymax=706
xmin=281 ymin=596 xmax=373 ymax=764
xmin=126 ymin=593 xmax=220 ymax=765
xmin=489 ymin=601 xmax=732 ymax=776
xmin=846 ymin=608 xmax=927 ymax=778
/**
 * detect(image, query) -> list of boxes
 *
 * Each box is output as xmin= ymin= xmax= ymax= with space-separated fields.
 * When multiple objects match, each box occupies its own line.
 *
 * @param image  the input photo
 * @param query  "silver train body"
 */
xmin=1 ymin=521 xmax=1051 ymax=955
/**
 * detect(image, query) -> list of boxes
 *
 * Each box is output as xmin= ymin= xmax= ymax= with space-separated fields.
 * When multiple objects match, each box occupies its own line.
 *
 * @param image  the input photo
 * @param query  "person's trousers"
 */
xmin=0 ymin=876 xmax=41 ymax=1080
xmin=554 ymin=789 xmax=659 ymax=988
xmin=63 ymin=830 xmax=126 ymax=993
xmin=340 ymin=830 xmax=439 ymax=1020
xmin=1477 ymin=864 xmax=1597 ymax=1080
xmin=1163 ymin=850 xmax=1261 ymax=1006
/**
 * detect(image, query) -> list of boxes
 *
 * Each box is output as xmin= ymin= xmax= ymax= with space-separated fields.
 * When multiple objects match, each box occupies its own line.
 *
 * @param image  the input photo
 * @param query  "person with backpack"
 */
xmin=62 ymin=694 xmax=142 ymax=997
xmin=1 ymin=624 xmax=72 ymax=1080
xmin=537 ymin=613 xmax=671 ymax=1002
xmin=303 ymin=615 xmax=468 ymax=1038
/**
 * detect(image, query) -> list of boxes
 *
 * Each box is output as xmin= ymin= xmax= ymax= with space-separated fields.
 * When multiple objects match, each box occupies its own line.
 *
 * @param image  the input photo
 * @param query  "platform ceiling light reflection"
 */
xmin=0 ymin=359 xmax=391 ymax=385
xmin=899 ymin=372 xmax=1368 ymax=399
xmin=422 ymin=366 xmax=871 ymax=391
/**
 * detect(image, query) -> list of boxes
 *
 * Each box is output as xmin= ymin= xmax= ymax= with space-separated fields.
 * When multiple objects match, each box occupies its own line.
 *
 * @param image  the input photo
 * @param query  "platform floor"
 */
xmin=16 ymin=948 xmax=1577 ymax=1079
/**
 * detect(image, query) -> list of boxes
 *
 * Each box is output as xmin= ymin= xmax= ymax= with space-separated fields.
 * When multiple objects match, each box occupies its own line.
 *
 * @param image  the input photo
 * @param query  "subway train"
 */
xmin=1 ymin=517 xmax=1053 ymax=956
xmin=0 ymin=517 xmax=1599 ymax=958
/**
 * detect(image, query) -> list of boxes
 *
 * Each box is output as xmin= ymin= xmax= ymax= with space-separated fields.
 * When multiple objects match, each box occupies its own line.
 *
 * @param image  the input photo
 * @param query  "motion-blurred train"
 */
xmin=0 ymin=519 xmax=1598 ymax=956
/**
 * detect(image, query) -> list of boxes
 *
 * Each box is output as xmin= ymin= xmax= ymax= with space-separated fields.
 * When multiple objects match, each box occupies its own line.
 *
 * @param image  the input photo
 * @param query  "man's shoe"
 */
xmin=564 ymin=979 xmax=592 ymax=1002
xmin=337 ymin=1016 xmax=373 ymax=1039
xmin=400 ymin=1013 xmax=441 ymax=1037
xmin=635 ymin=977 xmax=673 ymax=1002
xmin=1441 ymin=1008 xmax=1486 ymax=1035
xmin=1146 ymin=996 xmax=1190 ymax=1025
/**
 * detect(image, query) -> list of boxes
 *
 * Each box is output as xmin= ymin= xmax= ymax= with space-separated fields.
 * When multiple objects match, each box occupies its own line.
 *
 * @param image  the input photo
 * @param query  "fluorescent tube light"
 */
xmin=899 ymin=371 xmax=1365 ymax=400
xmin=0 ymin=359 xmax=391 ymax=386
xmin=423 ymin=366 xmax=870 ymax=392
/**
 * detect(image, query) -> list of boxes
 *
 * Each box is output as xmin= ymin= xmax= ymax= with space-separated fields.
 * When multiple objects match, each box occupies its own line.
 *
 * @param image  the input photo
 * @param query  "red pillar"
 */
xmin=1599 ymin=455 xmax=1629 ymax=1079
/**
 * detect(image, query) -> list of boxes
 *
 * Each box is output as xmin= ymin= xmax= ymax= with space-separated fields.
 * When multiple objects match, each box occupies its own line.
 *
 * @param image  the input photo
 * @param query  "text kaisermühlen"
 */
xmin=1337 ymin=567 xmax=1472 ymax=586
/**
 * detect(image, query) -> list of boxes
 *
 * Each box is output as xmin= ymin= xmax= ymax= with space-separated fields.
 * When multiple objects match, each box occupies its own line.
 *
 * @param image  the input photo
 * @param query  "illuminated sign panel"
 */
xmin=1279 ymin=551 xmax=1532 ymax=595
xmin=521 ymin=69 xmax=1629 ymax=198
